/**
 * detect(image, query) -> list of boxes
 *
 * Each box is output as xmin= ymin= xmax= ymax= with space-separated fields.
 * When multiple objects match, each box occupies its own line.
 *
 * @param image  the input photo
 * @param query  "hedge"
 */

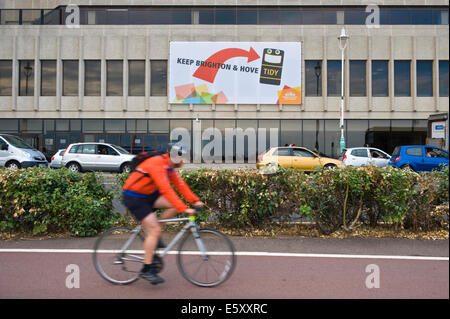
xmin=118 ymin=165 xmax=449 ymax=234
xmin=0 ymin=167 xmax=122 ymax=236
xmin=1 ymin=165 xmax=448 ymax=237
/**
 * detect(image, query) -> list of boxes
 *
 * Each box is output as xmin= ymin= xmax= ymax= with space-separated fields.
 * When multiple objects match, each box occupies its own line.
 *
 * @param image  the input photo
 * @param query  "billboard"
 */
xmin=169 ymin=42 xmax=302 ymax=105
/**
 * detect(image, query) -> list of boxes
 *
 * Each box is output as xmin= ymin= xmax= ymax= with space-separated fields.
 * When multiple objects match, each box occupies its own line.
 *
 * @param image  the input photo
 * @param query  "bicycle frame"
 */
xmin=118 ymin=217 xmax=207 ymax=263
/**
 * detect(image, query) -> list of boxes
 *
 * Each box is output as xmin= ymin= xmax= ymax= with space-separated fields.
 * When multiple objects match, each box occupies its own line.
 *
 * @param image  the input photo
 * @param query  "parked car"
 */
xmin=49 ymin=149 xmax=65 ymax=169
xmin=61 ymin=143 xmax=135 ymax=173
xmin=339 ymin=147 xmax=391 ymax=167
xmin=389 ymin=145 xmax=449 ymax=172
xmin=0 ymin=134 xmax=48 ymax=169
xmin=257 ymin=146 xmax=342 ymax=171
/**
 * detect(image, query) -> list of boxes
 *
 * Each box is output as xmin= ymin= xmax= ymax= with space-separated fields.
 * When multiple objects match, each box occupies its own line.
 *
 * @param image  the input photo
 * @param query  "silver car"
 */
xmin=49 ymin=149 xmax=65 ymax=169
xmin=340 ymin=147 xmax=391 ymax=167
xmin=61 ymin=143 xmax=135 ymax=173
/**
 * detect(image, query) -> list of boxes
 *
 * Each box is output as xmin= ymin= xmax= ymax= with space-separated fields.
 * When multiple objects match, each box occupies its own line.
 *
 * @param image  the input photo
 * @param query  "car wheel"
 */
xmin=324 ymin=164 xmax=337 ymax=170
xmin=400 ymin=164 xmax=412 ymax=171
xmin=67 ymin=162 xmax=81 ymax=173
xmin=120 ymin=162 xmax=132 ymax=173
xmin=6 ymin=161 xmax=21 ymax=170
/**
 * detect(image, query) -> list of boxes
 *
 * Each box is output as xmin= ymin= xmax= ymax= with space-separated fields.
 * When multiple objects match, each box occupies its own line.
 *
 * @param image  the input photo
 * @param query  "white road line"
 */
xmin=0 ymin=249 xmax=448 ymax=261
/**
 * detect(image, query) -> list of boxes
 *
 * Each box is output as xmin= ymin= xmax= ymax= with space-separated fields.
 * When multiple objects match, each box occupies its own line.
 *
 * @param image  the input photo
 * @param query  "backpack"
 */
xmin=130 ymin=150 xmax=166 ymax=173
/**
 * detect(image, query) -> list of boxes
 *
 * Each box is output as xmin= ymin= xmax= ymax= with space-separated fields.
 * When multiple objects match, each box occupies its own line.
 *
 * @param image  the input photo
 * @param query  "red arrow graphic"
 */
xmin=193 ymin=47 xmax=260 ymax=83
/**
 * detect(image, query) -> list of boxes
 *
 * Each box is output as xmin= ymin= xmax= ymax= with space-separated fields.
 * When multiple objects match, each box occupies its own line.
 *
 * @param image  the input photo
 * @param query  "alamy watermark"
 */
xmin=365 ymin=5 xmax=380 ymax=28
xmin=365 ymin=264 xmax=380 ymax=289
xmin=65 ymin=264 xmax=80 ymax=289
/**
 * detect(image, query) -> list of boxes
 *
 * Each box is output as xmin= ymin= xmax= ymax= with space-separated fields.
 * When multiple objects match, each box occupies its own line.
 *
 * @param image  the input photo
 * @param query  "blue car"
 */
xmin=389 ymin=145 xmax=449 ymax=172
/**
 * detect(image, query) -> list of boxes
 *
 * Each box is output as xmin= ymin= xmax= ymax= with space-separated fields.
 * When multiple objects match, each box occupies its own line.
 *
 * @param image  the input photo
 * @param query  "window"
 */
xmin=416 ymin=60 xmax=433 ymax=97
xmin=215 ymin=9 xmax=236 ymax=24
xmin=351 ymin=149 xmax=369 ymax=157
xmin=259 ymin=9 xmax=279 ymax=24
xmin=81 ymin=144 xmax=96 ymax=154
xmin=173 ymin=9 xmax=191 ymax=24
xmin=128 ymin=10 xmax=150 ymax=24
xmin=237 ymin=9 xmax=257 ymax=24
xmin=344 ymin=9 xmax=367 ymax=24
xmin=0 ymin=60 xmax=12 ymax=96
xmin=106 ymin=60 xmax=123 ymax=96
xmin=41 ymin=60 xmax=57 ymax=96
xmin=305 ymin=60 xmax=322 ymax=96
xmin=149 ymin=9 xmax=171 ymax=24
xmin=327 ymin=60 xmax=341 ymax=96
xmin=273 ymin=148 xmax=292 ymax=156
xmin=370 ymin=149 xmax=388 ymax=159
xmin=280 ymin=9 xmax=301 ymax=24
xmin=394 ymin=61 xmax=411 ymax=96
xmin=347 ymin=120 xmax=368 ymax=148
xmin=372 ymin=60 xmax=388 ymax=96
xmin=84 ymin=60 xmax=101 ymax=96
xmin=106 ymin=9 xmax=128 ymax=25
xmin=293 ymin=149 xmax=315 ymax=157
xmin=411 ymin=9 xmax=433 ymax=24
xmin=1 ymin=10 xmax=20 ymax=25
xmin=350 ymin=60 xmax=366 ymax=96
xmin=21 ymin=10 xmax=42 ymax=25
xmin=301 ymin=10 xmax=322 ymax=24
xmin=19 ymin=60 xmax=34 ymax=96
xmin=390 ymin=9 xmax=411 ymax=24
xmin=150 ymin=60 xmax=167 ymax=96
xmin=406 ymin=147 xmax=423 ymax=157
xmin=63 ymin=60 xmax=79 ymax=96
xmin=128 ymin=60 xmax=145 ymax=96
xmin=198 ymin=9 xmax=214 ymax=24
xmin=439 ymin=60 xmax=449 ymax=96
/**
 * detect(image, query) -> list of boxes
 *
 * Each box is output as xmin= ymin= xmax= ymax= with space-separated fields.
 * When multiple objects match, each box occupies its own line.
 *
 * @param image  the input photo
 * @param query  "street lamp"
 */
xmin=314 ymin=61 xmax=321 ymax=96
xmin=23 ymin=62 xmax=33 ymax=96
xmin=338 ymin=28 xmax=349 ymax=153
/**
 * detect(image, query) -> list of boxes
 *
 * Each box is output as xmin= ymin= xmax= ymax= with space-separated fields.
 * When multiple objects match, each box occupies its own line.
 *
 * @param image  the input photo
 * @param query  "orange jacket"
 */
xmin=123 ymin=154 xmax=199 ymax=213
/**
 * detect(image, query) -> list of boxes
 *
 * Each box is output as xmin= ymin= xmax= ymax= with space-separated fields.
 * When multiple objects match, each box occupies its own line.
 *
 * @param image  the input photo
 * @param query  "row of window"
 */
xmin=0 ymin=118 xmax=428 ymax=157
xmin=306 ymin=60 xmax=449 ymax=97
xmin=0 ymin=60 xmax=167 ymax=97
xmin=0 ymin=6 xmax=448 ymax=25
xmin=0 ymin=59 xmax=448 ymax=98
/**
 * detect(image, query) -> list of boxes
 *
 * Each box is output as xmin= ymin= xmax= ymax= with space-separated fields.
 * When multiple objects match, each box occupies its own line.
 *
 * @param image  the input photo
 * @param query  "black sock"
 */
xmin=142 ymin=264 xmax=152 ymax=272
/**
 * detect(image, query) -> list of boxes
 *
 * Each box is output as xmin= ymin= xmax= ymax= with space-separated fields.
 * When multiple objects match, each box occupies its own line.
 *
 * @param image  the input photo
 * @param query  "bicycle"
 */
xmin=93 ymin=207 xmax=236 ymax=287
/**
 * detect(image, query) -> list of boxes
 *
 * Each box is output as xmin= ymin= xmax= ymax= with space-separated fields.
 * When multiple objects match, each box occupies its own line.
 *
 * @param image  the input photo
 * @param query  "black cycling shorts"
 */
xmin=122 ymin=191 xmax=160 ymax=222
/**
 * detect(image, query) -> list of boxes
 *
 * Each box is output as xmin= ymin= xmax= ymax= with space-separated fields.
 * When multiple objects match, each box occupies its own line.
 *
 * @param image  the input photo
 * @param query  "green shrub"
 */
xmin=0 ymin=167 xmax=121 ymax=236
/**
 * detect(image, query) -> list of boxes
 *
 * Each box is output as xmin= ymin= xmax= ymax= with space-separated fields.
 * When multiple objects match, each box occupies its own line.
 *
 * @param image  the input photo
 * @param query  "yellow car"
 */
xmin=257 ymin=146 xmax=342 ymax=171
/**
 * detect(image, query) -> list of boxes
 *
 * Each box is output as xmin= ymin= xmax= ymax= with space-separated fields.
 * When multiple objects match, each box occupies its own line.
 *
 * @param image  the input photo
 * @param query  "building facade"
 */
xmin=0 ymin=0 xmax=448 ymax=161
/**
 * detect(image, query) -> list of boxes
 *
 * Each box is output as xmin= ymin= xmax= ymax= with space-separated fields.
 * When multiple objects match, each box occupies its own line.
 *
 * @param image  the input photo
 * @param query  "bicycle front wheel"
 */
xmin=93 ymin=227 xmax=144 ymax=285
xmin=177 ymin=229 xmax=236 ymax=287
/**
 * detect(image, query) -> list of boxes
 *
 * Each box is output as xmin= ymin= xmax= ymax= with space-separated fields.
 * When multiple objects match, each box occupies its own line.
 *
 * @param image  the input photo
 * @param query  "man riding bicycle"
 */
xmin=122 ymin=144 xmax=204 ymax=285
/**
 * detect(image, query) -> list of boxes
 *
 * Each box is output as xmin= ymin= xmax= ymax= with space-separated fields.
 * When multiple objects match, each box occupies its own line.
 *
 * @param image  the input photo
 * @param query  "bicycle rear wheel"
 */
xmin=177 ymin=229 xmax=236 ymax=287
xmin=93 ymin=227 xmax=144 ymax=285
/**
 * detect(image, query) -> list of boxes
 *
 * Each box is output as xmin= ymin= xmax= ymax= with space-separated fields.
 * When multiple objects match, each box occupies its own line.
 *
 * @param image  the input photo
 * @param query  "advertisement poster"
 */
xmin=169 ymin=42 xmax=302 ymax=105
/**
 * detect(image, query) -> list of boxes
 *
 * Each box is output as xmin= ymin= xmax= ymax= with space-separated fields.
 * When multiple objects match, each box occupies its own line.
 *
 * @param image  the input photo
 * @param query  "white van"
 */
xmin=0 ymin=134 xmax=48 ymax=169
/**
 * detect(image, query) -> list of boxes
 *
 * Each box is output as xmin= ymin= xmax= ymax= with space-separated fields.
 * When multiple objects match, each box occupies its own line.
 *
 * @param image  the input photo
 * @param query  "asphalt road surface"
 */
xmin=0 ymin=237 xmax=448 ymax=299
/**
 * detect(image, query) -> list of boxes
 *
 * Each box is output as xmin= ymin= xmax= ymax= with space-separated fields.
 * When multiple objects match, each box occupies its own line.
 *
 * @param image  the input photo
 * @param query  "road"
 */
xmin=0 ymin=236 xmax=448 ymax=299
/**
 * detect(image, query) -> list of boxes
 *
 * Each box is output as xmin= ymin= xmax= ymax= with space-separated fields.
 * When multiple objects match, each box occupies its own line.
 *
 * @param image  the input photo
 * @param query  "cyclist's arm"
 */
xmin=170 ymin=172 xmax=200 ymax=204
xmin=145 ymin=161 xmax=189 ymax=213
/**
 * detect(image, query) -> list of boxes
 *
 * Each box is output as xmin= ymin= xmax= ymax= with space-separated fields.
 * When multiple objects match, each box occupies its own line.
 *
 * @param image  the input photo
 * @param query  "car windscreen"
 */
xmin=1 ymin=135 xmax=33 ymax=149
xmin=392 ymin=147 xmax=400 ymax=156
xmin=112 ymin=145 xmax=130 ymax=154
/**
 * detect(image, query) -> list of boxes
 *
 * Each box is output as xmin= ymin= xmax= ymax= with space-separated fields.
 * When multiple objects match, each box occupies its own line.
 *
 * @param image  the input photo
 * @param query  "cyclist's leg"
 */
xmin=153 ymin=195 xmax=177 ymax=220
xmin=141 ymin=212 xmax=161 ymax=265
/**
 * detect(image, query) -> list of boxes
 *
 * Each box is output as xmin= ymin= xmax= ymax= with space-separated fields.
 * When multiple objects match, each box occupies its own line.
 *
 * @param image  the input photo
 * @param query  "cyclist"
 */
xmin=122 ymin=144 xmax=204 ymax=285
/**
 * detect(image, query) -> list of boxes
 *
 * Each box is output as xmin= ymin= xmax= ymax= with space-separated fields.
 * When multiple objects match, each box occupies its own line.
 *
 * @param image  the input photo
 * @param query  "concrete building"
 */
xmin=0 ymin=0 xmax=448 ymax=161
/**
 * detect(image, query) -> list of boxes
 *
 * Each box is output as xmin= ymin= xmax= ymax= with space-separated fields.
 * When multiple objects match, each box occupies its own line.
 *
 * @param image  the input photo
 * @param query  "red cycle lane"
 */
xmin=0 ymin=251 xmax=448 ymax=299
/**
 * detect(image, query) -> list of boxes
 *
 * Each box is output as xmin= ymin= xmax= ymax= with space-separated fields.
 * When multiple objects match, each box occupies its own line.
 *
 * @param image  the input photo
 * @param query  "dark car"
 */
xmin=389 ymin=145 xmax=449 ymax=172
